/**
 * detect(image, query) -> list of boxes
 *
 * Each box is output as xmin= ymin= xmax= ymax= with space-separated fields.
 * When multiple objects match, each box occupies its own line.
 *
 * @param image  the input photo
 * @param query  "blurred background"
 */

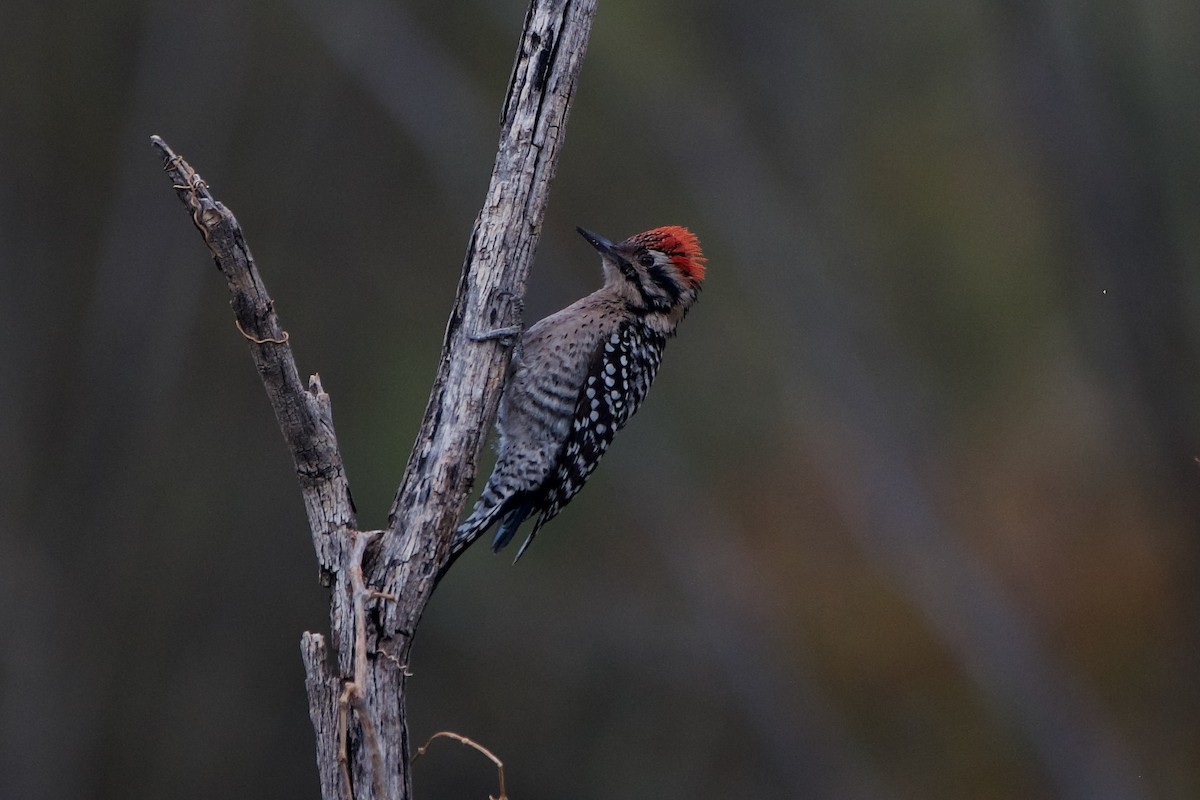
xmin=2 ymin=0 xmax=1198 ymax=797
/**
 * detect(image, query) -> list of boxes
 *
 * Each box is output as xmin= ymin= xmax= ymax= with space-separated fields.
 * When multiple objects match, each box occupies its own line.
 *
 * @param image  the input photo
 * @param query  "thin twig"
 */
xmin=336 ymin=683 xmax=353 ymax=797
xmin=414 ymin=731 xmax=508 ymax=800
xmin=375 ymin=646 xmax=413 ymax=676
xmin=234 ymin=317 xmax=289 ymax=344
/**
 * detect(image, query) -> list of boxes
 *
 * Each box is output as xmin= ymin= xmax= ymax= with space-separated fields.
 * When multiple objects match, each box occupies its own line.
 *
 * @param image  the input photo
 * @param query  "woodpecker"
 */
xmin=453 ymin=225 xmax=707 ymax=561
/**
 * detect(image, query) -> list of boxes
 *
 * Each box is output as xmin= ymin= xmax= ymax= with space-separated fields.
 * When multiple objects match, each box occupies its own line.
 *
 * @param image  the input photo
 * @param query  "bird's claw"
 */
xmin=469 ymin=325 xmax=523 ymax=345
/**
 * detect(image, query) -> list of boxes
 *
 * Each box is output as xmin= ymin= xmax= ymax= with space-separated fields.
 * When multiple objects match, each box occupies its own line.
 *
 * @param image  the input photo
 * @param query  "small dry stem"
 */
xmin=335 ymin=530 xmax=387 ymax=799
xmin=414 ymin=731 xmax=508 ymax=800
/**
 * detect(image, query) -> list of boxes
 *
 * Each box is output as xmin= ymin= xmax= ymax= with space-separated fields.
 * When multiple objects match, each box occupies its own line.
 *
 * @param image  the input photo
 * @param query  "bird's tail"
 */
xmin=451 ymin=481 xmax=532 ymax=556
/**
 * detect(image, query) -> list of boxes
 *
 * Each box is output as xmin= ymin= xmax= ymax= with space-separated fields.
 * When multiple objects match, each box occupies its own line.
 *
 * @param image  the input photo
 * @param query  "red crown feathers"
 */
xmin=631 ymin=226 xmax=707 ymax=284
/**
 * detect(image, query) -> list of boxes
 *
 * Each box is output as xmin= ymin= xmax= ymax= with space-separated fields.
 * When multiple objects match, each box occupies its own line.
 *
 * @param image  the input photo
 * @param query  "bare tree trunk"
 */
xmin=151 ymin=2 xmax=597 ymax=797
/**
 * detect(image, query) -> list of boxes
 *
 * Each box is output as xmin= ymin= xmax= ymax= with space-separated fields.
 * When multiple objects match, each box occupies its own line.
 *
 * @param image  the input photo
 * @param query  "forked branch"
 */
xmin=152 ymin=1 xmax=597 ymax=798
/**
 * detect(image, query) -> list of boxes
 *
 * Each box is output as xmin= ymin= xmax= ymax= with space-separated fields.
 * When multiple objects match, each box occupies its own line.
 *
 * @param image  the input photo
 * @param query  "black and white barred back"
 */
xmin=526 ymin=321 xmax=667 ymax=552
xmin=453 ymin=320 xmax=666 ymax=561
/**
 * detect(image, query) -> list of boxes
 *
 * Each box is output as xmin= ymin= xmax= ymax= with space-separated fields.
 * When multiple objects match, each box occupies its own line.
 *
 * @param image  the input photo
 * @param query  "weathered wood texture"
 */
xmin=152 ymin=2 xmax=596 ymax=798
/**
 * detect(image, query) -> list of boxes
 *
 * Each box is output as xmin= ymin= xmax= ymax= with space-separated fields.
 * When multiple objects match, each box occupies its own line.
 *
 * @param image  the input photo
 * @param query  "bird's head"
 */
xmin=577 ymin=225 xmax=706 ymax=317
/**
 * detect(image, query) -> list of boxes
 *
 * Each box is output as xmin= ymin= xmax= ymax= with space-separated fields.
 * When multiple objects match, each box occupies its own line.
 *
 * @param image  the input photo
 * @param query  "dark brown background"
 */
xmin=3 ymin=0 xmax=1198 ymax=798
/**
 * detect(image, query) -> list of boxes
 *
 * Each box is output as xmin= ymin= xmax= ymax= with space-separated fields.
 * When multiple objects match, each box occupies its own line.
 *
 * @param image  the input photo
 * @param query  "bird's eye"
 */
xmin=637 ymin=253 xmax=655 ymax=268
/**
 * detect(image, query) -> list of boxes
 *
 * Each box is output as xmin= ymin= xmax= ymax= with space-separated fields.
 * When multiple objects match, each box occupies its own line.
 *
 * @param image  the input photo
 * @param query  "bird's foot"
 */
xmin=469 ymin=325 xmax=523 ymax=345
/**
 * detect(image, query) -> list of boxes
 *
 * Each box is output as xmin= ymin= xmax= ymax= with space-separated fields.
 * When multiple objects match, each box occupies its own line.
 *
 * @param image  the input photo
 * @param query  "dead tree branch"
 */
xmin=151 ymin=2 xmax=597 ymax=798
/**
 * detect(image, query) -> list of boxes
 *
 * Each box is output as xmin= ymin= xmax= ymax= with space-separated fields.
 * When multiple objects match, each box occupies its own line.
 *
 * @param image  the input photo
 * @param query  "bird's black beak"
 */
xmin=576 ymin=227 xmax=617 ymax=256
